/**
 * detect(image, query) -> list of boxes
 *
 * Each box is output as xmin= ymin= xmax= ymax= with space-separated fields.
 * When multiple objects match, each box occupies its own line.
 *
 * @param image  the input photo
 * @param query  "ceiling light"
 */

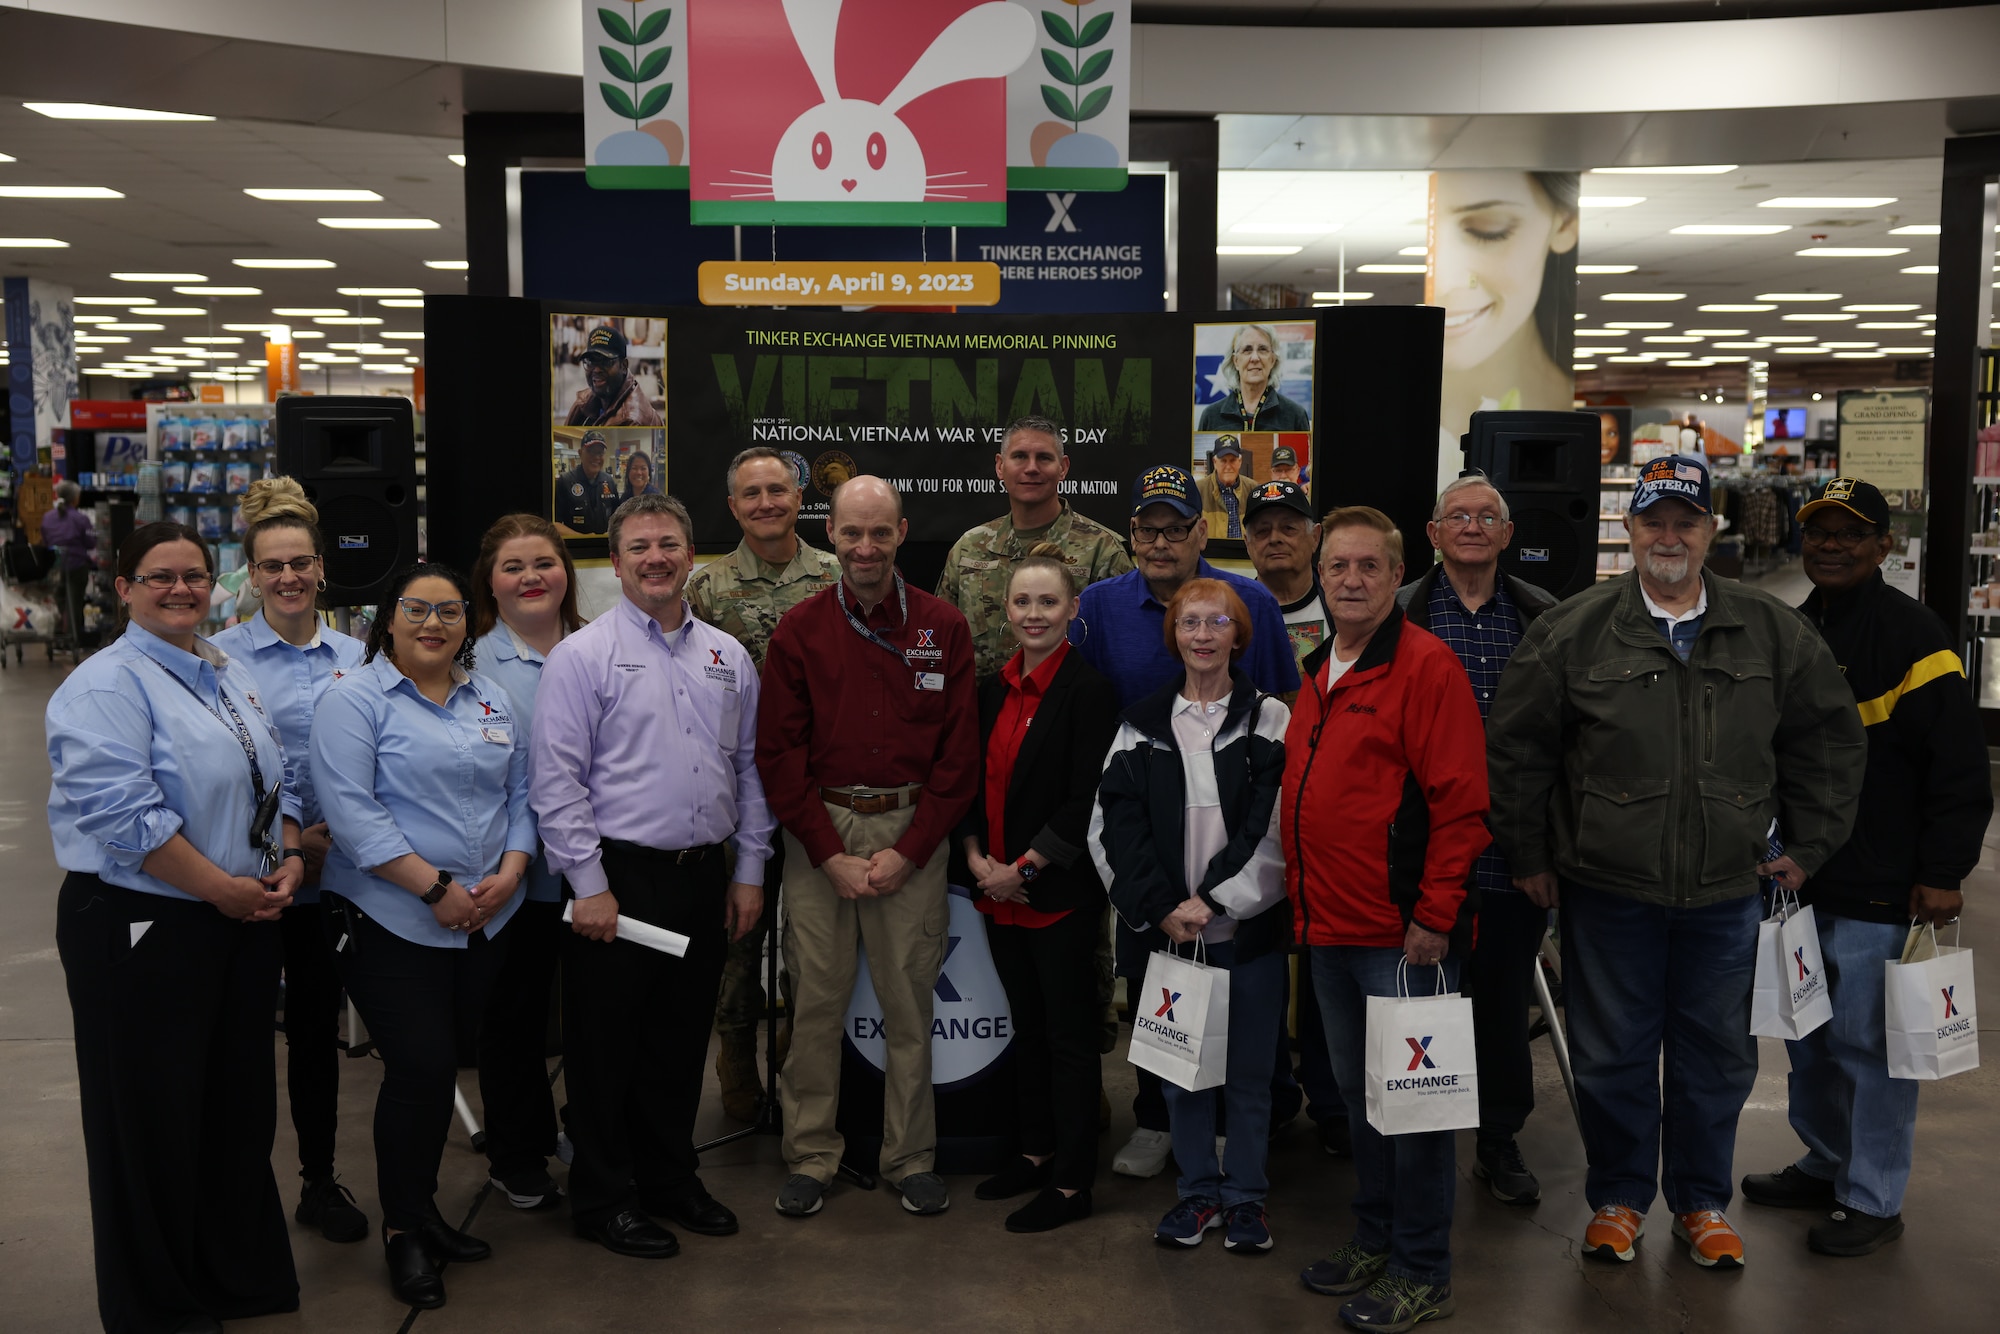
xmin=319 ymin=356 xmax=361 ymax=364
xmin=0 ymin=236 xmax=70 ymax=247
xmin=1665 ymin=360 xmax=1714 ymax=368
xmin=1579 ymin=347 xmax=1627 ymax=355
xmin=424 ymin=260 xmax=468 ymax=271
xmin=1782 ymin=313 xmax=1857 ymax=322
xmin=1919 ymin=314 xmax=1937 ymax=320
xmin=1857 ymin=321 xmax=1923 ymax=329
xmin=1580 ymin=197 xmax=1646 ymax=208
xmin=23 ymin=102 xmax=214 ymax=121
xmin=1643 ymin=336 xmax=1703 ymax=344
xmin=448 ymin=153 xmax=467 ymax=167
xmin=1357 ymin=264 xmax=1426 ymax=273
xmin=1230 ymin=222 xmax=1340 ymax=235
xmin=1761 ymin=335 xmax=1818 ymax=343
xmin=1308 ymin=292 xmax=1374 ymax=301
xmin=1887 ymin=224 xmax=1940 ymax=236
xmin=74 ymin=296 xmax=155 ymax=305
xmin=1604 ymin=320 xmax=1673 ymax=329
xmin=1821 ymin=341 xmax=1878 ymax=348
xmin=1878 ymin=347 xmax=1935 ymax=354
xmin=184 ymin=336 xmax=244 ymax=345
xmin=145 ymin=307 xmax=208 ymax=316
xmin=1217 ymin=245 xmax=1302 ymax=256
xmin=1669 ymin=224 xmax=1791 ymax=236
xmin=113 ymin=272 xmax=206 ymax=283
xmin=244 ymin=188 xmax=383 ymax=202
xmin=1574 ymin=329 xmax=1627 ymax=336
xmin=1576 ymin=265 xmax=1637 ymax=274
xmin=1600 ymin=293 xmax=1685 ymax=301
xmin=1685 ymin=329 xmax=1749 ymax=337
xmin=1590 ymin=165 xmax=1737 ymax=175
xmin=1572 ymin=363 xmax=1598 ymax=371
xmin=1759 ymin=196 xmax=1896 ymax=208
xmin=173 ymin=286 xmax=261 ymax=296
xmin=381 ymin=330 xmax=424 ymax=339
xmin=335 ymin=287 xmax=425 ymax=297
xmin=1707 ymin=356 xmax=1751 ymax=364
xmin=1797 ymin=247 xmax=1909 ymax=258
xmin=292 ymin=330 xmax=324 ymax=339
xmin=100 ymin=322 xmax=165 ymax=331
xmin=1773 ymin=347 xmax=1829 ymax=354
xmin=317 ymin=217 xmax=442 ymax=230
xmin=314 ymin=316 xmax=384 ymax=325
xmin=1843 ymin=303 xmax=1921 ymax=312
xmin=1758 ymin=293 xmax=1842 ymax=301
xmin=1699 ymin=303 xmax=1776 ymax=312
xmin=1711 ymin=342 xmax=1768 ymax=349
xmin=1833 ymin=351 xmax=1887 ymax=359
xmin=234 ymin=258 xmax=336 ymax=269
xmin=1398 ymin=246 xmax=1427 ymax=257
xmin=273 ymin=307 xmax=348 ymax=317
xmin=74 ymin=334 xmax=129 ymax=343
xmin=0 ymin=186 xmax=123 ymax=203
xmin=74 ymin=316 xmax=116 ymax=325
xmin=1607 ymin=356 xmax=1653 ymax=363
xmin=378 ymin=298 xmax=426 ymax=308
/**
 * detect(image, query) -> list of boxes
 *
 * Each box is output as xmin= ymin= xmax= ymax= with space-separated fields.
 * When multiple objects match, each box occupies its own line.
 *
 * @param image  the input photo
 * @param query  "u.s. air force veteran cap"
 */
xmin=1630 ymin=453 xmax=1712 ymax=515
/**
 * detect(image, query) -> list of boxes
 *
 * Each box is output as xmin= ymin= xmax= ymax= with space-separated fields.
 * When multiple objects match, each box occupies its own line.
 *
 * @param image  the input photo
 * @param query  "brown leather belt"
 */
xmin=820 ymin=784 xmax=922 ymax=815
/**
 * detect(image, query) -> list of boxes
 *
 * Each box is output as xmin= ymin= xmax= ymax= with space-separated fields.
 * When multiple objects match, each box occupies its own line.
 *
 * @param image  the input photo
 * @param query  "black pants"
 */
xmin=278 ymin=901 xmax=345 ymax=1181
xmin=476 ymin=896 xmax=564 ymax=1182
xmin=561 ymin=843 xmax=729 ymax=1229
xmin=1469 ymin=890 xmax=1551 ymax=1138
xmin=988 ymin=910 xmax=1102 ymax=1190
xmin=321 ymin=893 xmax=506 ymax=1232
xmin=56 ymin=875 xmax=299 ymax=1333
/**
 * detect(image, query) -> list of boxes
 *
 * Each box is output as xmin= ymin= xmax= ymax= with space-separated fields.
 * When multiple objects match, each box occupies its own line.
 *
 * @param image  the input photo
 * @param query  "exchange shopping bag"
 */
xmin=1127 ymin=941 xmax=1231 ymax=1092
xmin=1885 ymin=922 xmax=1979 ymax=1081
xmin=1364 ymin=961 xmax=1479 ymax=1136
xmin=1750 ymin=891 xmax=1831 ymax=1040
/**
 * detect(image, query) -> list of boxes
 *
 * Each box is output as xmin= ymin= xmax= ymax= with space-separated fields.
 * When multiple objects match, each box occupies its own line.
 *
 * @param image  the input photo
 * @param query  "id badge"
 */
xmin=481 ymin=726 xmax=512 ymax=745
xmin=915 ymin=671 xmax=944 ymax=692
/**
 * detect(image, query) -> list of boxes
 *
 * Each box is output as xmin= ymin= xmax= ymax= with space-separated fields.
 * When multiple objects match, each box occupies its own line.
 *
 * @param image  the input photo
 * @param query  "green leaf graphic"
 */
xmin=1040 ymin=10 xmax=1077 ymax=45
xmin=599 ymin=46 xmax=638 ymax=83
xmin=1077 ymin=49 xmax=1112 ymax=84
xmin=1040 ymin=85 xmax=1077 ymax=122
xmin=636 ymin=83 xmax=673 ymax=120
xmin=598 ymin=6 xmax=636 ymax=44
xmin=637 ymin=46 xmax=672 ymax=81
xmin=1078 ymin=11 xmax=1113 ymax=46
xmin=1040 ymin=49 xmax=1076 ymax=83
xmin=1076 ymin=85 xmax=1111 ymax=122
xmin=635 ymin=7 xmax=671 ymax=43
xmin=600 ymin=82 xmax=639 ymax=121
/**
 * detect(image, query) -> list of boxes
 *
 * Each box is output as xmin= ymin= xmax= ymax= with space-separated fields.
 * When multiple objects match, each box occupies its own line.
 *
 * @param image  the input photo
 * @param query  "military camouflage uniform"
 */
xmin=689 ymin=537 xmax=843 ymax=1096
xmin=933 ymin=504 xmax=1134 ymax=680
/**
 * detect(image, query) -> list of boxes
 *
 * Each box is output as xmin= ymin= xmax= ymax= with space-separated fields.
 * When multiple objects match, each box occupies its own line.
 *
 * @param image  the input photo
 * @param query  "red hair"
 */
xmin=1163 ymin=577 xmax=1252 ymax=662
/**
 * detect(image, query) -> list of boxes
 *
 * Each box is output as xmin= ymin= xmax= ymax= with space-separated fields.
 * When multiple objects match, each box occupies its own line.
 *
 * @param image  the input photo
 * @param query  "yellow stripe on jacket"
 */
xmin=1855 ymin=649 xmax=1965 ymax=727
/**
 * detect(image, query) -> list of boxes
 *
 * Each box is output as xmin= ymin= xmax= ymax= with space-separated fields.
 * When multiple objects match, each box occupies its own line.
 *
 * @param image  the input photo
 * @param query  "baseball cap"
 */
xmin=1131 ymin=464 xmax=1200 ymax=520
xmin=579 ymin=431 xmax=609 ymax=453
xmin=583 ymin=325 xmax=628 ymax=361
xmin=1271 ymin=445 xmax=1298 ymax=466
xmin=1630 ymin=453 xmax=1712 ymax=515
xmin=1210 ymin=434 xmax=1244 ymax=458
xmin=1243 ymin=479 xmax=1314 ymax=525
xmin=1797 ymin=476 xmax=1890 ymax=529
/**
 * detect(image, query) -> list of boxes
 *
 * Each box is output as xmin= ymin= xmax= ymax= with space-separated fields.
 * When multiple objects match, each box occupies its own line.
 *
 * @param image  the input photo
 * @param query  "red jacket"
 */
xmin=1282 ymin=605 xmax=1490 ymax=950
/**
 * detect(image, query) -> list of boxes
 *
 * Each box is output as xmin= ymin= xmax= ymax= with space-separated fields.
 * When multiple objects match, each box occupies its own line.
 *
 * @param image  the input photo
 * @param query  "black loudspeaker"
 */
xmin=275 ymin=396 xmax=418 ymax=606
xmin=1460 ymin=409 xmax=1599 ymax=600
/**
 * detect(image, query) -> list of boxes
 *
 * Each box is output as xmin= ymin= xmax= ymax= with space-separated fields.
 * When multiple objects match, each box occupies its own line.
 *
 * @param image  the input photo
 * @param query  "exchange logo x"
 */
xmin=710 ymin=648 xmax=725 ymax=666
xmin=1942 ymin=985 xmax=1958 ymax=1019
xmin=1795 ymin=947 xmax=1811 ymax=981
xmin=1156 ymin=988 xmax=1181 ymax=1023
xmin=1405 ymin=1036 xmax=1436 ymax=1071
xmin=1044 ymin=191 xmax=1078 ymax=233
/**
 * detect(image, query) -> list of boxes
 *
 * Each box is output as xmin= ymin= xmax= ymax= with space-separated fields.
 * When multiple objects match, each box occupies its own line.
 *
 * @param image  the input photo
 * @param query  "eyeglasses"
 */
xmin=1133 ymin=522 xmax=1195 ymax=545
xmin=396 ymin=597 xmax=469 ymax=626
xmin=253 ymin=556 xmax=319 ymax=577
xmin=1177 ymin=614 xmax=1235 ymax=633
xmin=1801 ymin=525 xmax=1880 ymax=548
xmin=1440 ymin=513 xmax=1503 ymax=530
xmin=129 ymin=571 xmax=215 ymax=591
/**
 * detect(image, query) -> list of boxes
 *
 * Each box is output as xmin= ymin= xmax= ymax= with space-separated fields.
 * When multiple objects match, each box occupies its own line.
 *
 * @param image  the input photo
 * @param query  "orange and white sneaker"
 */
xmin=1583 ymin=1205 xmax=1645 ymax=1262
xmin=1673 ymin=1209 xmax=1745 ymax=1268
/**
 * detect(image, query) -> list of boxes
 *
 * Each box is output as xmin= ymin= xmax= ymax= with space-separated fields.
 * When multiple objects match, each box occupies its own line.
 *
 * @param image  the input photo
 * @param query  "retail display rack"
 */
xmin=1964 ymin=349 xmax=2000 ymax=705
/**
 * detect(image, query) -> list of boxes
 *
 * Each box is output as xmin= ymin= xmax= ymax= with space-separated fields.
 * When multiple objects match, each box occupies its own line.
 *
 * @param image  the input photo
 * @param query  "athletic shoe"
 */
xmin=1112 ymin=1127 xmax=1171 ymax=1178
xmin=489 ymin=1168 xmax=565 ymax=1212
xmin=896 ymin=1171 xmax=950 ymax=1216
xmin=296 ymin=1176 xmax=369 ymax=1243
xmin=1338 ymin=1275 xmax=1455 ymax=1331
xmin=1672 ymin=1209 xmax=1745 ymax=1268
xmin=1808 ymin=1208 xmax=1904 ymax=1257
xmin=1301 ymin=1241 xmax=1389 ymax=1296
xmin=555 ymin=1130 xmax=575 ymax=1166
xmin=1223 ymin=1201 xmax=1274 ymax=1253
xmin=1153 ymin=1195 xmax=1223 ymax=1247
xmin=1582 ymin=1204 xmax=1645 ymax=1262
xmin=1473 ymin=1136 xmax=1540 ymax=1205
xmin=774 ymin=1174 xmax=825 ymax=1218
xmin=1741 ymin=1164 xmax=1836 ymax=1210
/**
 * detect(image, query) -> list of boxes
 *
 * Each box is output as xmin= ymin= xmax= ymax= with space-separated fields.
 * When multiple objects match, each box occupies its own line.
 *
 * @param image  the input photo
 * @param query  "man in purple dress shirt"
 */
xmin=530 ymin=493 xmax=775 ymax=1260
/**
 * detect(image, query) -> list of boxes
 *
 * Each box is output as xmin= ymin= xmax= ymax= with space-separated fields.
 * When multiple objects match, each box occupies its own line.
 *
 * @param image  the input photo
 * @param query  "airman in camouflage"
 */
xmin=688 ymin=446 xmax=838 ymax=1121
xmin=934 ymin=415 xmax=1134 ymax=678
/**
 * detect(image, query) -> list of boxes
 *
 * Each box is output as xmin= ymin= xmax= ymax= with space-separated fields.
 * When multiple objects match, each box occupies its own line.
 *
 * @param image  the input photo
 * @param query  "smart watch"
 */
xmin=281 ymin=847 xmax=306 ymax=864
xmin=1016 ymin=858 xmax=1041 ymax=884
xmin=421 ymin=869 xmax=453 ymax=905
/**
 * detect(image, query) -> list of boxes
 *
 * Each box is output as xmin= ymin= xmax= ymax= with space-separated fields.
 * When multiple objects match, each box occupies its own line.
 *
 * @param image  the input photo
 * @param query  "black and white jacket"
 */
xmin=1087 ymin=668 xmax=1291 ymax=977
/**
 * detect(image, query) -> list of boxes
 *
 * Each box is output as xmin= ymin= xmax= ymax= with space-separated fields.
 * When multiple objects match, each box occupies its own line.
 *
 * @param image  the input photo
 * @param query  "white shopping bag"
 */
xmin=1364 ymin=962 xmax=1479 ymax=1136
xmin=1750 ymin=891 xmax=1831 ymax=1040
xmin=1885 ymin=923 xmax=1979 ymax=1081
xmin=1127 ymin=943 xmax=1230 ymax=1092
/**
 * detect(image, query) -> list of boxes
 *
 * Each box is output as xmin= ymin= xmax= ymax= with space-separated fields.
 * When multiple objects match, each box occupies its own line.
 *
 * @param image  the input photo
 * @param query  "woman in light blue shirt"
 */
xmin=210 ymin=477 xmax=370 ymax=1246
xmin=310 ymin=562 xmax=535 ymax=1312
xmin=48 ymin=520 xmax=306 ymax=1332
xmin=468 ymin=513 xmax=583 ymax=1213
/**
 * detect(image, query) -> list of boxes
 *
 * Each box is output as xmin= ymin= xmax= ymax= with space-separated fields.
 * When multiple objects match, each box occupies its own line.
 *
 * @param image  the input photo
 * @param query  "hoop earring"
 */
xmin=1072 ymin=616 xmax=1088 ymax=645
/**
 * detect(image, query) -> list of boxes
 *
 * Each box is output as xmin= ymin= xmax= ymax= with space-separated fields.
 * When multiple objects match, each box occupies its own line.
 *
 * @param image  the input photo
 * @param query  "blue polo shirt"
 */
xmin=1071 ymin=560 xmax=1301 ymax=708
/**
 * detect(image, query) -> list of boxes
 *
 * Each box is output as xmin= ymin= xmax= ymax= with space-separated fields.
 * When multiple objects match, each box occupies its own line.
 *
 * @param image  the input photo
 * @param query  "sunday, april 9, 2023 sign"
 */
xmin=583 ymin=0 xmax=1131 ymax=217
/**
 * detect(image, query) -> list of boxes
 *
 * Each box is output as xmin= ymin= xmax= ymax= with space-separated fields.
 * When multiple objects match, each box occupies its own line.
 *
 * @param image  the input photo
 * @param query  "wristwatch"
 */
xmin=281 ymin=847 xmax=305 ymax=864
xmin=1016 ymin=858 xmax=1041 ymax=884
xmin=421 ymin=869 xmax=453 ymax=905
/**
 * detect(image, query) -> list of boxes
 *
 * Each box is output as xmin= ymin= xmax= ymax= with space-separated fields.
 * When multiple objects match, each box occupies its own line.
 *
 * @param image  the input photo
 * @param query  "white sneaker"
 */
xmin=555 ymin=1130 xmax=575 ymax=1166
xmin=1113 ymin=1127 xmax=1171 ymax=1178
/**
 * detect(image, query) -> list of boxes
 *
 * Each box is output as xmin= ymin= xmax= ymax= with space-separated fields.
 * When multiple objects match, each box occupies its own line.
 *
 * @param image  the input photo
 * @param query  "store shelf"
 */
xmin=1975 ymin=477 xmax=2000 ymax=486
xmin=1973 ymin=546 xmax=2000 ymax=556
xmin=1971 ymin=607 xmax=2000 ymax=619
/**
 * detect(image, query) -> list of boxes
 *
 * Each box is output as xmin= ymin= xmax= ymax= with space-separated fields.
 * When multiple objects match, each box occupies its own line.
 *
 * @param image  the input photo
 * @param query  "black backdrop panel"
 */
xmin=425 ymin=295 xmax=549 ymax=572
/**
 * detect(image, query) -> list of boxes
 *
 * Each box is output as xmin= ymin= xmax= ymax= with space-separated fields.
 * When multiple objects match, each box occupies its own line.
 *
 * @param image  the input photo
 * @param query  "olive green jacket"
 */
xmin=1487 ymin=569 xmax=1865 ymax=908
xmin=935 ymin=504 xmax=1133 ymax=679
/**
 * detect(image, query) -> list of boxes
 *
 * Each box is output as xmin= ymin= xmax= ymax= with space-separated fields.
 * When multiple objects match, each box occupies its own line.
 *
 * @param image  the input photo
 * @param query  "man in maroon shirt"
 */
xmin=756 ymin=475 xmax=979 ymax=1220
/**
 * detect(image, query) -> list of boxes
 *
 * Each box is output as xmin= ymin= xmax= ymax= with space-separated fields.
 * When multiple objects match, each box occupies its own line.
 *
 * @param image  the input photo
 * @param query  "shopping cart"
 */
xmin=0 ymin=538 xmax=72 ymax=667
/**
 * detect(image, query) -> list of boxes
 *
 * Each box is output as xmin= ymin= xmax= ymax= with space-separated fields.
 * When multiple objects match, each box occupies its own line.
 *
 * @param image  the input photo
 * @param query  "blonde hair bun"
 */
xmin=239 ymin=476 xmax=318 ymax=529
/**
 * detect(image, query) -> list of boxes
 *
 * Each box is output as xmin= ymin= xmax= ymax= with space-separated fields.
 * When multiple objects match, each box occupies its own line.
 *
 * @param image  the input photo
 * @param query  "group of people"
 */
xmin=45 ymin=416 xmax=1985 ymax=1333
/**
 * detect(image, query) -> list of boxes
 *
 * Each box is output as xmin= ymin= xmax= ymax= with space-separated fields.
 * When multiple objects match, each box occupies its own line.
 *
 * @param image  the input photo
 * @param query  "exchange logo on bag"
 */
xmin=1137 ymin=988 xmax=1191 ymax=1046
xmin=1405 ymin=1036 xmax=1436 ymax=1071
xmin=1386 ymin=1035 xmax=1464 ymax=1092
xmin=1938 ymin=986 xmax=1972 ymax=1040
xmin=1791 ymin=943 xmax=1827 ymax=1012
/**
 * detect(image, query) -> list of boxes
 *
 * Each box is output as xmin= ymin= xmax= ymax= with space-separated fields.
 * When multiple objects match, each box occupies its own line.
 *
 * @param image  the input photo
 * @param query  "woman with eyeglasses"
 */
xmin=48 ymin=520 xmax=306 ymax=1332
xmin=209 ymin=477 xmax=371 ymax=1248
xmin=310 ymin=563 xmax=536 ymax=1310
xmin=1089 ymin=577 xmax=1291 ymax=1255
xmin=469 ymin=515 xmax=584 ymax=1213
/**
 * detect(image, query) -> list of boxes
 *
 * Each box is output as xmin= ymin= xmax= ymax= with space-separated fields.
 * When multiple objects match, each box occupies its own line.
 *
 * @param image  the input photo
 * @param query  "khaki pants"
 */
xmin=778 ymin=798 xmax=948 ymax=1185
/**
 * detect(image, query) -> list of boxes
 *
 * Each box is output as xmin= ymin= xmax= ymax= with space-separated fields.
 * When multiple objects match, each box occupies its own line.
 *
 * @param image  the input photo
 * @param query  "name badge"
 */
xmin=481 ymin=726 xmax=512 ymax=745
xmin=915 ymin=671 xmax=944 ymax=692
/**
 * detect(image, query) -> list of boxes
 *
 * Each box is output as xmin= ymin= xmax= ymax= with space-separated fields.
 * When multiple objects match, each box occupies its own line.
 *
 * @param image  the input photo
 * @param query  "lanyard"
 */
xmin=840 ymin=573 xmax=915 ymax=670
xmin=150 ymin=657 xmax=268 ymax=798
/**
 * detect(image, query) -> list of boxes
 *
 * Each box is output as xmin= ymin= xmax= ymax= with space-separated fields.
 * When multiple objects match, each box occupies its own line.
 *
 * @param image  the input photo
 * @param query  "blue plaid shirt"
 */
xmin=1426 ymin=571 xmax=1524 ymax=897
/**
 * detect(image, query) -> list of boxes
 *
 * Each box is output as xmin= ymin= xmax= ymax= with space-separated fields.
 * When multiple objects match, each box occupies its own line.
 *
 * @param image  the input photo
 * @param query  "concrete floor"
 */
xmin=6 ymin=577 xmax=1997 ymax=1332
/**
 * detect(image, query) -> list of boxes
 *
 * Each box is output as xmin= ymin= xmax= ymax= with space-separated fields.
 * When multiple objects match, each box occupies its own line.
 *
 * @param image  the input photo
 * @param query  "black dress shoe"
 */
xmin=976 ymin=1155 xmax=1052 ymax=1201
xmin=416 ymin=1214 xmax=492 ymax=1264
xmin=384 ymin=1230 xmax=445 ymax=1310
xmin=1006 ymin=1186 xmax=1093 ymax=1234
xmin=578 ymin=1209 xmax=680 ymax=1259
xmin=173 ymin=1317 xmax=223 ymax=1334
xmin=647 ymin=1189 xmax=739 ymax=1236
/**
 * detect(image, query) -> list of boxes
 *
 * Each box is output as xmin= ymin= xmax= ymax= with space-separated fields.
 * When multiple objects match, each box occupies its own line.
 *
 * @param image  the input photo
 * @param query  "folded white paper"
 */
xmin=130 ymin=921 xmax=151 ymax=948
xmin=561 ymin=902 xmax=689 ymax=957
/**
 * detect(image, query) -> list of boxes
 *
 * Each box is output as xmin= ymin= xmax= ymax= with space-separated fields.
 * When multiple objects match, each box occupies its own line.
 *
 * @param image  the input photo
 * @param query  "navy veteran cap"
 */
xmin=1132 ymin=464 xmax=1200 ymax=519
xmin=584 ymin=325 xmax=628 ymax=361
xmin=1210 ymin=434 xmax=1244 ymax=458
xmin=1630 ymin=453 xmax=1712 ymax=515
xmin=1244 ymin=479 xmax=1314 ymax=524
xmin=1797 ymin=476 xmax=1890 ymax=528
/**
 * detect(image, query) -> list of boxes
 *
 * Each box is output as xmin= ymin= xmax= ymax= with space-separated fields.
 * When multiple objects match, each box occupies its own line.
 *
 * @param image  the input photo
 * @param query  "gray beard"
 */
xmin=1640 ymin=550 xmax=1697 ymax=588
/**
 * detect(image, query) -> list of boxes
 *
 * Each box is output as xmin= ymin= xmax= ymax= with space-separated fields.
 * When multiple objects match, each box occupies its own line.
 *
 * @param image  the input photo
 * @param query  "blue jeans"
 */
xmin=1784 ymin=913 xmax=1919 ymax=1218
xmin=1294 ymin=952 xmax=1345 ymax=1124
xmin=1313 ymin=945 xmax=1461 ymax=1286
xmin=1160 ymin=941 xmax=1284 ymax=1208
xmin=1561 ymin=881 xmax=1761 ymax=1214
